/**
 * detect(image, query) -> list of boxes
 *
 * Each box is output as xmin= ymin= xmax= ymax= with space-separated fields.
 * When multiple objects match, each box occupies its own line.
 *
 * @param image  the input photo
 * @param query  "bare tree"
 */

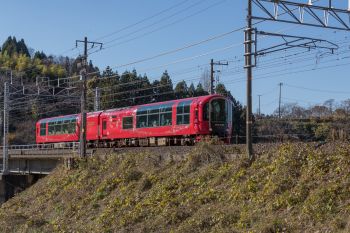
xmin=309 ymin=105 xmax=329 ymax=118
xmin=341 ymin=99 xmax=350 ymax=114
xmin=324 ymin=99 xmax=335 ymax=114
xmin=200 ymin=68 xmax=210 ymax=93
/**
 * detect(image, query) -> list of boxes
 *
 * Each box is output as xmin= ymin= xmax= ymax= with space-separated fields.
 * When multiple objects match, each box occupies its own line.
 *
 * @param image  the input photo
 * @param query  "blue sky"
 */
xmin=0 ymin=0 xmax=349 ymax=114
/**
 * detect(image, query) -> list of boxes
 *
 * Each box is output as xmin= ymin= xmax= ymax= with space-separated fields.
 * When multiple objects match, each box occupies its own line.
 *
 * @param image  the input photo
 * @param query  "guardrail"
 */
xmin=0 ymin=142 xmax=80 ymax=151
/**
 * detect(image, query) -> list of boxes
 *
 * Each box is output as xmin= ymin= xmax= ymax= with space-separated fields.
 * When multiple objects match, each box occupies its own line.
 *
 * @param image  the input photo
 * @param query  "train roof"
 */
xmin=37 ymin=114 xmax=79 ymax=123
xmin=129 ymin=94 xmax=225 ymax=108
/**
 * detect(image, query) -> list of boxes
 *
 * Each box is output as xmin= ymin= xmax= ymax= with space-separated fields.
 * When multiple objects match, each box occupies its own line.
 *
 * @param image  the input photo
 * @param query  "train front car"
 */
xmin=197 ymin=95 xmax=233 ymax=143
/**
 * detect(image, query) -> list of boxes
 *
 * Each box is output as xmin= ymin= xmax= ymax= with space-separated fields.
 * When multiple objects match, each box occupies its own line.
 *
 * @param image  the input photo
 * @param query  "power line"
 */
xmin=91 ymin=0 xmax=227 ymax=54
xmin=94 ymin=0 xmax=191 ymax=41
xmin=107 ymin=28 xmax=243 ymax=69
xmin=101 ymin=0 xmax=212 ymax=46
xmin=284 ymin=83 xmax=350 ymax=94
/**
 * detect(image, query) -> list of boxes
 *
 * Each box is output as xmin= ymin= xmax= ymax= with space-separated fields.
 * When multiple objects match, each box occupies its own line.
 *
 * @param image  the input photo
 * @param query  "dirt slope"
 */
xmin=0 ymin=143 xmax=350 ymax=233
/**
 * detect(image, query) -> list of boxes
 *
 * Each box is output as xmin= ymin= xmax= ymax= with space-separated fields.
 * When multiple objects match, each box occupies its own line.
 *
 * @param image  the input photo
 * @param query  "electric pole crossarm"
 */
xmin=329 ymin=9 xmax=350 ymax=30
xmin=278 ymin=2 xmax=302 ymax=23
xmin=255 ymin=31 xmax=338 ymax=56
xmin=252 ymin=0 xmax=350 ymax=31
xmin=210 ymin=59 xmax=229 ymax=94
xmin=257 ymin=0 xmax=350 ymax=14
xmin=76 ymin=40 xmax=103 ymax=50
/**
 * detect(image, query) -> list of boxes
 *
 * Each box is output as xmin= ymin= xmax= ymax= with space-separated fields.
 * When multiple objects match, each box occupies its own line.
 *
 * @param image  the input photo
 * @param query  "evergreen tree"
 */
xmin=232 ymin=99 xmax=246 ymax=142
xmin=34 ymin=51 xmax=47 ymax=60
xmin=1 ymin=36 xmax=17 ymax=56
xmin=188 ymin=83 xmax=195 ymax=97
xmin=215 ymin=83 xmax=229 ymax=96
xmin=152 ymin=79 xmax=161 ymax=102
xmin=102 ymin=66 xmax=114 ymax=77
xmin=1 ymin=36 xmax=30 ymax=57
xmin=137 ymin=74 xmax=153 ymax=104
xmin=174 ymin=80 xmax=189 ymax=99
xmin=158 ymin=70 xmax=174 ymax=101
xmin=195 ymin=83 xmax=208 ymax=96
xmin=17 ymin=39 xmax=30 ymax=57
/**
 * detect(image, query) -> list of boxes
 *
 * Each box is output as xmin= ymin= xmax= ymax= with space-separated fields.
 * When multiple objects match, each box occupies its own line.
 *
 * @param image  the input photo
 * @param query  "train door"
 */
xmin=101 ymin=117 xmax=108 ymax=137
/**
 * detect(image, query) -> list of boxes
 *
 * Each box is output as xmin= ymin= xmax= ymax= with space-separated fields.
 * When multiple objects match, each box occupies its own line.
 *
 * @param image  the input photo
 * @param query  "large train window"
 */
xmin=136 ymin=102 xmax=173 ymax=128
xmin=55 ymin=122 xmax=62 ymax=135
xmin=40 ymin=123 xmax=46 ymax=136
xmin=176 ymin=100 xmax=192 ymax=125
xmin=67 ymin=119 xmax=77 ymax=134
xmin=148 ymin=107 xmax=160 ymax=127
xmin=47 ymin=117 xmax=77 ymax=135
xmin=48 ymin=122 xmax=55 ymax=135
xmin=122 ymin=117 xmax=133 ymax=129
xmin=160 ymin=105 xmax=172 ymax=126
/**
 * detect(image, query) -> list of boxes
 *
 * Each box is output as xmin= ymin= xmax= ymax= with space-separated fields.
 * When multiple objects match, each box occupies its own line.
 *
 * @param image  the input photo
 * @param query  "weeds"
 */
xmin=0 ymin=143 xmax=349 ymax=232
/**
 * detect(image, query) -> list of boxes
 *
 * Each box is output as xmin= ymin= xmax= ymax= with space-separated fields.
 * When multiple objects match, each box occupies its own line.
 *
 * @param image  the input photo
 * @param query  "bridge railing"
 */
xmin=0 ymin=142 xmax=80 ymax=151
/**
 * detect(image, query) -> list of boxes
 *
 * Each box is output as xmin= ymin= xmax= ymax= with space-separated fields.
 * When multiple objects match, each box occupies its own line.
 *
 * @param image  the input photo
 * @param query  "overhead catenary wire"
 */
xmin=284 ymin=83 xmax=350 ymax=94
xmin=98 ymin=0 xmax=212 ymax=45
xmin=88 ymin=0 xmax=227 ymax=55
xmin=2 ymin=0 xmax=324 ymax=82
xmin=3 ymin=39 xmax=350 ymax=104
xmin=0 ymin=0 xmax=326 ymax=88
xmin=93 ymin=0 xmax=191 ymax=41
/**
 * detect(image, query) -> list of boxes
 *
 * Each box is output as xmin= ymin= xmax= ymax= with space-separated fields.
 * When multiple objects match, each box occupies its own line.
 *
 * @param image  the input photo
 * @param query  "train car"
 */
xmin=36 ymin=114 xmax=79 ymax=144
xmin=36 ymin=94 xmax=233 ymax=146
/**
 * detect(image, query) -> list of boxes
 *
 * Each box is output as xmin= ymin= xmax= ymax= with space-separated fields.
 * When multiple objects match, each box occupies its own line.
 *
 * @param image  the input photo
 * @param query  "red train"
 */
xmin=36 ymin=94 xmax=233 ymax=147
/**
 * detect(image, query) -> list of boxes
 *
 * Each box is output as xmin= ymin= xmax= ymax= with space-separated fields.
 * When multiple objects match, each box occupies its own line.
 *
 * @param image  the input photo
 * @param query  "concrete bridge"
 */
xmin=1 ymin=143 xmax=81 ymax=175
xmin=0 ymin=143 xmax=82 ymax=203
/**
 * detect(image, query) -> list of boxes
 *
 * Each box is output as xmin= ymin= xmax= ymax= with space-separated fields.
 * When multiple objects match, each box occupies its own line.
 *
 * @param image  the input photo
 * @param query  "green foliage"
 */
xmin=314 ymin=123 xmax=330 ymax=141
xmin=174 ymin=80 xmax=189 ymax=99
xmin=1 ymin=36 xmax=30 ymax=57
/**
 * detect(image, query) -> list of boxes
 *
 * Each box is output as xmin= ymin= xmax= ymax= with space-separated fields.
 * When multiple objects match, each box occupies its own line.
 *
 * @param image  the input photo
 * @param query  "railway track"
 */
xmin=4 ymin=142 xmax=292 ymax=160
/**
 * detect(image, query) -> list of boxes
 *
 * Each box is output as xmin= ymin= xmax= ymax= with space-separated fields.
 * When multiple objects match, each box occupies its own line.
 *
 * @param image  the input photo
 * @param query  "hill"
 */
xmin=0 ymin=143 xmax=350 ymax=232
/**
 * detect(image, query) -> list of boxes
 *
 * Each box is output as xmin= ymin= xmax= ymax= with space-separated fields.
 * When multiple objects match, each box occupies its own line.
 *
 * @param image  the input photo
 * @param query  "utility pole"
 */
xmin=76 ymin=37 xmax=102 ymax=158
xmin=3 ymin=82 xmax=9 ymax=174
xmin=278 ymin=82 xmax=283 ymax=118
xmin=258 ymin=94 xmax=262 ymax=117
xmin=210 ymin=59 xmax=228 ymax=95
xmin=94 ymin=87 xmax=100 ymax=111
xmin=245 ymin=0 xmax=350 ymax=160
xmin=245 ymin=0 xmax=254 ymax=161
xmin=210 ymin=59 xmax=214 ymax=94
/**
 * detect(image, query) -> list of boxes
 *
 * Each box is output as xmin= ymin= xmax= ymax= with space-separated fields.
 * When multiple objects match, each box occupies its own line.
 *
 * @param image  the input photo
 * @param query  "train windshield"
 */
xmin=211 ymin=99 xmax=226 ymax=122
xmin=203 ymin=98 xmax=232 ymax=138
xmin=203 ymin=98 xmax=227 ymax=123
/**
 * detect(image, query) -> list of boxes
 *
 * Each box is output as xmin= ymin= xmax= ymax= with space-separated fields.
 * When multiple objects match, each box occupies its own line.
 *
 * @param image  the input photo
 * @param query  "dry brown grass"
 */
xmin=0 ymin=142 xmax=350 ymax=232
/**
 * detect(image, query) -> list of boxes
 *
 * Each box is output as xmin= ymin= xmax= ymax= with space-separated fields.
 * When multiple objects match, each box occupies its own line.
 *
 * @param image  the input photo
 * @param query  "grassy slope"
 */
xmin=0 ymin=143 xmax=350 ymax=233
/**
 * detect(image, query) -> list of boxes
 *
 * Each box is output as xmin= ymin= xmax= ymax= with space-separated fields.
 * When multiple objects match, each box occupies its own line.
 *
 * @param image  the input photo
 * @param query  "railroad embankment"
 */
xmin=0 ymin=143 xmax=350 ymax=232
